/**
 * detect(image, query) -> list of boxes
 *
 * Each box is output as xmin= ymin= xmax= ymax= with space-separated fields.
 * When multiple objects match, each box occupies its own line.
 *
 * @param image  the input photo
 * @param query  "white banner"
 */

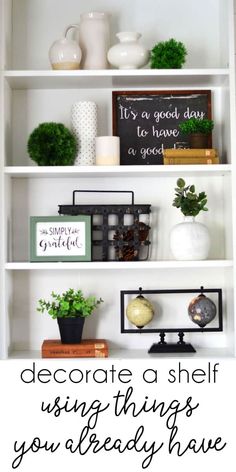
xmin=0 ymin=358 xmax=235 ymax=471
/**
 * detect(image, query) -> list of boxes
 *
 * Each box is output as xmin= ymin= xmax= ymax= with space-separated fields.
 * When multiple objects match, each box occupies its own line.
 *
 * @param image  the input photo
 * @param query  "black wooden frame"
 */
xmin=120 ymin=286 xmax=222 ymax=334
xmin=112 ymin=90 xmax=212 ymax=165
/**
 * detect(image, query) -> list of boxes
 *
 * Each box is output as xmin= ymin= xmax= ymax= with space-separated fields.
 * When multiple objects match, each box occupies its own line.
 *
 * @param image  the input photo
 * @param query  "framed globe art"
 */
xmin=120 ymin=286 xmax=223 ymax=353
xmin=30 ymin=215 xmax=91 ymax=262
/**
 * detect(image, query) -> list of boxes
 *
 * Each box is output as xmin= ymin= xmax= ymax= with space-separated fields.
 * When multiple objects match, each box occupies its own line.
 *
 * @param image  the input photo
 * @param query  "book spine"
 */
xmin=164 ymin=157 xmax=219 ymax=165
xmin=42 ymin=348 xmax=108 ymax=358
xmin=44 ymin=341 xmax=107 ymax=350
xmin=164 ymin=149 xmax=217 ymax=158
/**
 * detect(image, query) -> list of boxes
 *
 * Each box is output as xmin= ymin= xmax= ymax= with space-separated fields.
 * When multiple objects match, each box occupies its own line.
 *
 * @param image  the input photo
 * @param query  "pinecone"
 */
xmin=113 ymin=222 xmax=149 ymax=261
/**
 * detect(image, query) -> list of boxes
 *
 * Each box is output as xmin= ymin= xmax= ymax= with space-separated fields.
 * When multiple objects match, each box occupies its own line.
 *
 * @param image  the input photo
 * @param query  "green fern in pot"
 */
xmin=37 ymin=288 xmax=103 ymax=343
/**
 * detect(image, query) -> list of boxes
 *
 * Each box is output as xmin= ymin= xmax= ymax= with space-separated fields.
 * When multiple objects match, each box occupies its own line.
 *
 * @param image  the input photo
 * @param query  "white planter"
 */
xmin=170 ymin=216 xmax=210 ymax=261
xmin=107 ymin=32 xmax=149 ymax=69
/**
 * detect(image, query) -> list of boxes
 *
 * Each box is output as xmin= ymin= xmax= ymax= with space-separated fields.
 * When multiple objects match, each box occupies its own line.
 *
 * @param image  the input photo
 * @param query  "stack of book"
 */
xmin=41 ymin=339 xmax=109 ymax=358
xmin=163 ymin=148 xmax=219 ymax=165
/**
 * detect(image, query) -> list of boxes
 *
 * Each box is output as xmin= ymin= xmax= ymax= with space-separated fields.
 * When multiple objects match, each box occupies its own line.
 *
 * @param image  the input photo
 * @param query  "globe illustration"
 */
xmin=126 ymin=295 xmax=154 ymax=328
xmin=188 ymin=294 xmax=216 ymax=328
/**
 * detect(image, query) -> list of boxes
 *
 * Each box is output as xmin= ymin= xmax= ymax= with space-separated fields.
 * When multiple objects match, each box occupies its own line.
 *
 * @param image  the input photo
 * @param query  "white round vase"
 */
xmin=170 ymin=216 xmax=210 ymax=261
xmin=49 ymin=24 xmax=82 ymax=70
xmin=107 ymin=32 xmax=149 ymax=69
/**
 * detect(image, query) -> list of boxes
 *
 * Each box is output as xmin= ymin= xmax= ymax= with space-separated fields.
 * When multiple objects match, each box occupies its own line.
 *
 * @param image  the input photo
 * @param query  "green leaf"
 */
xmin=37 ymin=288 xmax=103 ymax=319
xmin=177 ymin=178 xmax=185 ymax=188
xmin=186 ymin=192 xmax=196 ymax=200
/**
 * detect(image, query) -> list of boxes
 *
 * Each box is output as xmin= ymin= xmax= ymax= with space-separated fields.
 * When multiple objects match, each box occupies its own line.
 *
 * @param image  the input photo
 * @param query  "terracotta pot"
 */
xmin=189 ymin=133 xmax=209 ymax=149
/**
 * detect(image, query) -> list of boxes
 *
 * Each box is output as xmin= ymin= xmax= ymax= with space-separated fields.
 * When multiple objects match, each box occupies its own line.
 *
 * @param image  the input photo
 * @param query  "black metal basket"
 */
xmin=58 ymin=190 xmax=151 ymax=262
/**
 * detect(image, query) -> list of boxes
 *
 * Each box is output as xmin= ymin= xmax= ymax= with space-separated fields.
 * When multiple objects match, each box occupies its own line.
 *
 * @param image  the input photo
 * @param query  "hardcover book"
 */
xmin=163 ymin=148 xmax=218 ymax=158
xmin=42 ymin=339 xmax=109 ymax=358
xmin=164 ymin=157 xmax=219 ymax=165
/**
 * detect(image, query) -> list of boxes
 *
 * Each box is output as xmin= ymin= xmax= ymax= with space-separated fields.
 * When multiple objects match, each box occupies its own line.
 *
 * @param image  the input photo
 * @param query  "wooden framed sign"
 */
xmin=112 ymin=90 xmax=212 ymax=165
xmin=30 ymin=216 xmax=91 ymax=262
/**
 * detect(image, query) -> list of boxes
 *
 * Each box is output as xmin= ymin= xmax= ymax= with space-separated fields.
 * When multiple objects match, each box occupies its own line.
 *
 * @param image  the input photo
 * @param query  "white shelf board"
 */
xmin=8 ymin=347 xmax=234 ymax=360
xmin=5 ymin=260 xmax=233 ymax=270
xmin=4 ymin=164 xmax=232 ymax=178
xmin=4 ymin=69 xmax=230 ymax=89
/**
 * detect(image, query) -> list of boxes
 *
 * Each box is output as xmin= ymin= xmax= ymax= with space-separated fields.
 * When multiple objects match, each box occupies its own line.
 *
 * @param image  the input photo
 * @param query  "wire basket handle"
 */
xmin=72 ymin=190 xmax=134 ymax=206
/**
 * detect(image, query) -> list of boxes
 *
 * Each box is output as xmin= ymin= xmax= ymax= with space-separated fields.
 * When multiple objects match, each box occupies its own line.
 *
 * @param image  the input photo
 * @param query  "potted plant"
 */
xmin=170 ymin=178 xmax=210 ymax=260
xmin=27 ymin=122 xmax=77 ymax=166
xmin=150 ymin=38 xmax=187 ymax=69
xmin=37 ymin=288 xmax=103 ymax=343
xmin=179 ymin=117 xmax=214 ymax=148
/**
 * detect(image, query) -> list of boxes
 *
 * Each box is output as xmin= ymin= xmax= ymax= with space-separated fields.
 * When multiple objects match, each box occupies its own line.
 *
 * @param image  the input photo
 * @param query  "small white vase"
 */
xmin=49 ymin=24 xmax=82 ymax=70
xmin=170 ymin=216 xmax=210 ymax=261
xmin=107 ymin=32 xmax=149 ymax=69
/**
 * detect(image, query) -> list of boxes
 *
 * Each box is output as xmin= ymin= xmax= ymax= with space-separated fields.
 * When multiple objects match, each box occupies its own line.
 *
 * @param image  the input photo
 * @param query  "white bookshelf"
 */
xmin=4 ymin=164 xmax=232 ymax=178
xmin=9 ymin=347 xmax=234 ymax=360
xmin=4 ymin=68 xmax=230 ymax=89
xmin=0 ymin=0 xmax=236 ymax=359
xmin=5 ymin=260 xmax=233 ymax=271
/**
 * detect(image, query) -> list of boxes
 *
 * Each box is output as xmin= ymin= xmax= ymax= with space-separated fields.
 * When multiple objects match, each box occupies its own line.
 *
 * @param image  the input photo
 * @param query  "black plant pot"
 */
xmin=57 ymin=316 xmax=85 ymax=344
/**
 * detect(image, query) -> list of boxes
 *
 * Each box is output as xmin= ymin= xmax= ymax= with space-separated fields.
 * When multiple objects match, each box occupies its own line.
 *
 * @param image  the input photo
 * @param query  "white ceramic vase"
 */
xmin=170 ymin=216 xmax=210 ymax=260
xmin=79 ymin=12 xmax=110 ymax=69
xmin=107 ymin=32 xmax=149 ymax=69
xmin=71 ymin=101 xmax=97 ymax=165
xmin=49 ymin=24 xmax=82 ymax=70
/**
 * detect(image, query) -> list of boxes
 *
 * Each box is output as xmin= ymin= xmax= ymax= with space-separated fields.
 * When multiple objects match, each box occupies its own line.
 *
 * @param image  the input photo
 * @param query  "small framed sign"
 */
xmin=30 ymin=216 xmax=91 ymax=262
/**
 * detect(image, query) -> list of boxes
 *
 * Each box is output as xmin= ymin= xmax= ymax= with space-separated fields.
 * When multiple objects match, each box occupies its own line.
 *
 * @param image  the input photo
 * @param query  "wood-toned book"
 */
xmin=42 ymin=339 xmax=109 ymax=358
xmin=164 ymin=148 xmax=218 ymax=158
xmin=164 ymin=156 xmax=219 ymax=165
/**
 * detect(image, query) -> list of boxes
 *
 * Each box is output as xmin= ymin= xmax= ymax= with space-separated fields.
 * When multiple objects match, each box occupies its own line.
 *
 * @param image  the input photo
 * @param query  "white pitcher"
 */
xmin=49 ymin=24 xmax=81 ymax=70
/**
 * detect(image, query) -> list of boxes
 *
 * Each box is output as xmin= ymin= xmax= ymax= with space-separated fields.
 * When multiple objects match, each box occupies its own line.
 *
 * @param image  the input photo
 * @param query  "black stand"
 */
xmin=148 ymin=332 xmax=196 ymax=353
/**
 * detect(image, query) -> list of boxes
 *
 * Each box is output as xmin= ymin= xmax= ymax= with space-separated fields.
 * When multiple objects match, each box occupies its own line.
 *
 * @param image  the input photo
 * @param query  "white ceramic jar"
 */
xmin=107 ymin=32 xmax=149 ymax=69
xmin=79 ymin=12 xmax=110 ymax=69
xmin=170 ymin=216 xmax=210 ymax=260
xmin=49 ymin=24 xmax=81 ymax=70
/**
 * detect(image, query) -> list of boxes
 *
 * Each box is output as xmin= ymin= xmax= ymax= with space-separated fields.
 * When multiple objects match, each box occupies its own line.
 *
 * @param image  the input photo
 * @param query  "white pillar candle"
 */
xmin=96 ymin=136 xmax=120 ymax=165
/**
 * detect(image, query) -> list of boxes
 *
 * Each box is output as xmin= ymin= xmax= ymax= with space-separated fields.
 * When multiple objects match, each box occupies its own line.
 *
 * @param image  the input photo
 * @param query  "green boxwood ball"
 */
xmin=27 ymin=122 xmax=77 ymax=166
xmin=150 ymin=38 xmax=187 ymax=69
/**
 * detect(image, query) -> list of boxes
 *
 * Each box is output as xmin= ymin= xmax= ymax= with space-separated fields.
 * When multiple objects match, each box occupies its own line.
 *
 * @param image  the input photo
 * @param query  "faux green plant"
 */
xmin=27 ymin=122 xmax=77 ymax=166
xmin=179 ymin=118 xmax=214 ymax=135
xmin=172 ymin=178 xmax=208 ymax=217
xmin=37 ymin=288 xmax=103 ymax=319
xmin=150 ymin=38 xmax=187 ymax=69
